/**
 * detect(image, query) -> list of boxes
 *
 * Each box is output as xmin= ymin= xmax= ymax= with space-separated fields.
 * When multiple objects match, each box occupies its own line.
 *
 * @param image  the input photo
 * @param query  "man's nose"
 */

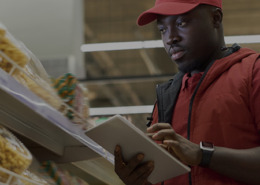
xmin=167 ymin=36 xmax=181 ymax=46
xmin=166 ymin=30 xmax=181 ymax=46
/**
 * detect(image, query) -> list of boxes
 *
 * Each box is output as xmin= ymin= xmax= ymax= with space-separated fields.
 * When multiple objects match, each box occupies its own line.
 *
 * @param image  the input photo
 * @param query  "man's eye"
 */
xmin=159 ymin=28 xmax=166 ymax=34
xmin=177 ymin=21 xmax=187 ymax=27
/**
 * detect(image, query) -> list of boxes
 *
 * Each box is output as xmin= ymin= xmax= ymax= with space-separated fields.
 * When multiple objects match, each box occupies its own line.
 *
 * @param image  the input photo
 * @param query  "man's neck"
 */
xmin=190 ymin=44 xmax=231 ymax=76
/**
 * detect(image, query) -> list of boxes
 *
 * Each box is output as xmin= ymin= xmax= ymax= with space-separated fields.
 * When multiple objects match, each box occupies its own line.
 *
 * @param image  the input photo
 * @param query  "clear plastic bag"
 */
xmin=20 ymin=170 xmax=55 ymax=185
xmin=0 ymin=23 xmax=30 ymax=75
xmin=0 ymin=126 xmax=32 ymax=183
xmin=0 ymin=22 xmax=63 ymax=110
xmin=0 ymin=22 xmax=90 ymax=127
xmin=53 ymin=73 xmax=92 ymax=128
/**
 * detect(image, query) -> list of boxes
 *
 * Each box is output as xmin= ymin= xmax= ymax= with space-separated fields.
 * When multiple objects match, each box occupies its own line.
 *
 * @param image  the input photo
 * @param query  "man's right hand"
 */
xmin=114 ymin=145 xmax=154 ymax=185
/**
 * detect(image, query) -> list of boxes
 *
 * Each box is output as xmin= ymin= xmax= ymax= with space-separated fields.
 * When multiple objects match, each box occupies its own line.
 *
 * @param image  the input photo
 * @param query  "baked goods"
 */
xmin=0 ymin=23 xmax=63 ymax=111
xmin=41 ymin=161 xmax=90 ymax=185
xmin=53 ymin=73 xmax=77 ymax=107
xmin=20 ymin=170 xmax=53 ymax=185
xmin=13 ymin=66 xmax=63 ymax=111
xmin=0 ymin=126 xmax=32 ymax=182
xmin=53 ymin=73 xmax=90 ymax=121
xmin=74 ymin=84 xmax=90 ymax=119
xmin=0 ymin=25 xmax=29 ymax=75
xmin=41 ymin=161 xmax=71 ymax=185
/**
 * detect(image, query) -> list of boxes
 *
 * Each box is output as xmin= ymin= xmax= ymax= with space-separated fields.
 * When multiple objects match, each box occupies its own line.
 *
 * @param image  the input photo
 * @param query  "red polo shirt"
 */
xmin=167 ymin=72 xmax=202 ymax=185
xmin=151 ymin=72 xmax=203 ymax=185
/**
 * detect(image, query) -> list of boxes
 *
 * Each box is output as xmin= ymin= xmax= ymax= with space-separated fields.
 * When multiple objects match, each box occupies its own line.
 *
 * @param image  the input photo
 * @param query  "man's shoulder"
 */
xmin=239 ymin=48 xmax=260 ymax=64
xmin=238 ymin=47 xmax=260 ymax=58
xmin=224 ymin=47 xmax=260 ymax=67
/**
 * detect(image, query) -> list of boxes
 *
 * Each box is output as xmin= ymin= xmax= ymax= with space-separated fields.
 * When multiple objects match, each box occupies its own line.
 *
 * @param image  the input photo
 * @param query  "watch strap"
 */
xmin=199 ymin=149 xmax=213 ymax=167
xmin=199 ymin=141 xmax=214 ymax=167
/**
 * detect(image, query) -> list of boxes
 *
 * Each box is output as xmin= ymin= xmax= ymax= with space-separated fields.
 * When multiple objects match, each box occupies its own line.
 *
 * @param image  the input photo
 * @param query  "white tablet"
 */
xmin=85 ymin=114 xmax=190 ymax=184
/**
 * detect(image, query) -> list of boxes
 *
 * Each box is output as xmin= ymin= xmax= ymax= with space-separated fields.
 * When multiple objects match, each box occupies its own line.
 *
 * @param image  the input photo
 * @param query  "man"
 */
xmin=114 ymin=0 xmax=260 ymax=184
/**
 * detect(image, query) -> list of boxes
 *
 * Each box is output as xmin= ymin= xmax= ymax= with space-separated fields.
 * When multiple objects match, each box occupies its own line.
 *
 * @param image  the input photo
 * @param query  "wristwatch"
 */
xmin=199 ymin=141 xmax=214 ymax=167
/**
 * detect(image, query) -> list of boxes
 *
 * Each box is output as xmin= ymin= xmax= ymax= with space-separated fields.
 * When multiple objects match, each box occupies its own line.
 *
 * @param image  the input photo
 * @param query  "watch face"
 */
xmin=200 ymin=141 xmax=214 ymax=151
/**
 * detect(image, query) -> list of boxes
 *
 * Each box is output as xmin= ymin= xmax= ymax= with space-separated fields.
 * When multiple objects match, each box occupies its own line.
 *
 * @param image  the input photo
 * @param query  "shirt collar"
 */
xmin=181 ymin=72 xmax=204 ymax=91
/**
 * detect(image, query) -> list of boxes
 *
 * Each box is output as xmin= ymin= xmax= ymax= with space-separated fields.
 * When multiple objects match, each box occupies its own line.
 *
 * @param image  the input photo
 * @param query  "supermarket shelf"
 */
xmin=0 ymin=167 xmax=44 ymax=185
xmin=0 ymin=68 xmax=107 ymax=163
xmin=72 ymin=157 xmax=124 ymax=185
xmin=58 ymin=162 xmax=109 ymax=185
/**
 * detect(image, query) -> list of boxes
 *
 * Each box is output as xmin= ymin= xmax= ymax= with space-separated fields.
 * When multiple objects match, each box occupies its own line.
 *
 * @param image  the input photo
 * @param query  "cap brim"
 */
xmin=137 ymin=2 xmax=199 ymax=26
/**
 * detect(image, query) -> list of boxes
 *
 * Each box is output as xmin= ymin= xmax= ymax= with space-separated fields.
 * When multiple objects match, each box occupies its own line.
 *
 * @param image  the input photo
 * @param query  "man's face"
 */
xmin=157 ymin=6 xmax=219 ymax=73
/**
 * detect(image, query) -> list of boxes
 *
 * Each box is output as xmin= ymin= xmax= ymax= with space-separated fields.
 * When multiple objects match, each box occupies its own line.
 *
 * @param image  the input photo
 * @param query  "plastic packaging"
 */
xmin=53 ymin=73 xmax=90 ymax=124
xmin=0 ymin=126 xmax=32 ymax=183
xmin=74 ymin=84 xmax=90 ymax=119
xmin=13 ymin=65 xmax=63 ymax=110
xmin=20 ymin=170 xmax=53 ymax=185
xmin=41 ymin=161 xmax=71 ymax=185
xmin=41 ymin=161 xmax=90 ymax=185
xmin=0 ymin=22 xmax=63 ymax=111
xmin=0 ymin=23 xmax=30 ymax=75
xmin=70 ymin=176 xmax=90 ymax=185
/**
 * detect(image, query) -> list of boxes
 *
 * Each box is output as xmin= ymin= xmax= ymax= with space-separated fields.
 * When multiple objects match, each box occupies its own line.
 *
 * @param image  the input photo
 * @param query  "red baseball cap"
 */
xmin=137 ymin=0 xmax=222 ymax=26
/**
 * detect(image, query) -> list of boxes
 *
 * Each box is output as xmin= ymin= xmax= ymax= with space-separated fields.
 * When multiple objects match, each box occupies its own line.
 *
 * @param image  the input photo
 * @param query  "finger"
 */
xmin=163 ymin=139 xmax=179 ymax=152
xmin=147 ymin=123 xmax=172 ymax=133
xmin=124 ymin=153 xmax=145 ymax=175
xmin=152 ymin=129 xmax=176 ymax=140
xmin=136 ymin=168 xmax=154 ymax=185
xmin=168 ymin=149 xmax=181 ymax=161
xmin=114 ymin=145 xmax=125 ymax=170
xmin=159 ymin=143 xmax=168 ymax=151
xmin=160 ymin=141 xmax=182 ymax=160
xmin=130 ymin=161 xmax=154 ymax=184
xmin=145 ymin=133 xmax=154 ymax=138
xmin=163 ymin=139 xmax=179 ymax=147
xmin=163 ymin=140 xmax=182 ymax=159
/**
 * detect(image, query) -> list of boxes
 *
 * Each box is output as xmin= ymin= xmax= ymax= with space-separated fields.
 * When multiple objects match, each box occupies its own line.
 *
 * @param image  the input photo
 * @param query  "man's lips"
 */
xmin=170 ymin=49 xmax=186 ymax=61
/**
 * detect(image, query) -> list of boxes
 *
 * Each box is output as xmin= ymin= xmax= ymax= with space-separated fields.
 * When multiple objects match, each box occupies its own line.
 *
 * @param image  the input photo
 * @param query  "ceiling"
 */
xmin=82 ymin=0 xmax=260 ymax=131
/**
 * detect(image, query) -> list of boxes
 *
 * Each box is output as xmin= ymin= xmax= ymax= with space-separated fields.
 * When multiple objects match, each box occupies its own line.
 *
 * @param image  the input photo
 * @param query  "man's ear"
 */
xmin=212 ymin=8 xmax=223 ymax=28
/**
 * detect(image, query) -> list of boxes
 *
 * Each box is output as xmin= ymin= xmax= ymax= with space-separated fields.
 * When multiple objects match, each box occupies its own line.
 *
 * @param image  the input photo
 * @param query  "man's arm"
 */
xmin=148 ymin=123 xmax=260 ymax=185
xmin=209 ymin=146 xmax=260 ymax=185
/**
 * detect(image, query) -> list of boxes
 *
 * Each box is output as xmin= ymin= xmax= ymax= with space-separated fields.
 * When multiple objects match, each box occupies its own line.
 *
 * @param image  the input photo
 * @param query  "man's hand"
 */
xmin=114 ymin=145 xmax=154 ymax=185
xmin=147 ymin=123 xmax=202 ymax=166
